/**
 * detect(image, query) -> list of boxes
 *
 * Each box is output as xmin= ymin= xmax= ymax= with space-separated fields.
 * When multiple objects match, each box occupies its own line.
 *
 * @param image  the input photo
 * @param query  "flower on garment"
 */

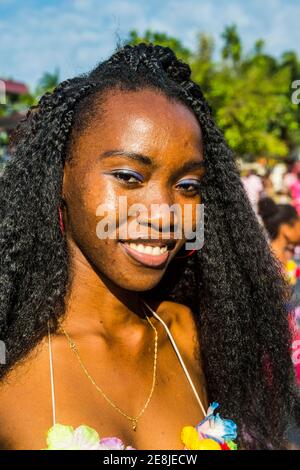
xmin=285 ymin=259 xmax=298 ymax=285
xmin=181 ymin=402 xmax=238 ymax=451
xmin=180 ymin=426 xmax=222 ymax=450
xmin=196 ymin=402 xmax=237 ymax=443
xmin=44 ymin=424 xmax=136 ymax=450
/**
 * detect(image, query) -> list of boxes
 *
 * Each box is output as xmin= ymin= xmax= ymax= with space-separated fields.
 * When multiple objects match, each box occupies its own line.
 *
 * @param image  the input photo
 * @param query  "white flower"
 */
xmin=196 ymin=402 xmax=237 ymax=444
xmin=45 ymin=424 xmax=136 ymax=450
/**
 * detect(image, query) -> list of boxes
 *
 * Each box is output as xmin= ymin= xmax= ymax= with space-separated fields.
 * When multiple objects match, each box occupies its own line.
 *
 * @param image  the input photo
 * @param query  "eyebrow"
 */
xmin=100 ymin=149 xmax=153 ymax=166
xmin=100 ymin=149 xmax=206 ymax=175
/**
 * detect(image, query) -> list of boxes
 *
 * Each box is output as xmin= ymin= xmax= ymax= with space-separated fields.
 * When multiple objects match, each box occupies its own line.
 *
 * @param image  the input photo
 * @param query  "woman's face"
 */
xmin=62 ymin=88 xmax=205 ymax=291
xmin=279 ymin=219 xmax=300 ymax=262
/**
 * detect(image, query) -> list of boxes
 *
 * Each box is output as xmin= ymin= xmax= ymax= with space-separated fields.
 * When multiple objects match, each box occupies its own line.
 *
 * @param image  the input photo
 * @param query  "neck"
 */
xmin=60 ymin=238 xmax=161 ymax=344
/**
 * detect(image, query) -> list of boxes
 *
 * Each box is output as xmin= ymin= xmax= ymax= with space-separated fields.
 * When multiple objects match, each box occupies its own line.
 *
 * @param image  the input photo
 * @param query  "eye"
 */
xmin=110 ymin=170 xmax=143 ymax=185
xmin=176 ymin=179 xmax=201 ymax=195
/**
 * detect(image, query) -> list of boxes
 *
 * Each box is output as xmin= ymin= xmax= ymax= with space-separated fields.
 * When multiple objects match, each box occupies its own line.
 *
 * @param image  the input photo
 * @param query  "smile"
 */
xmin=119 ymin=240 xmax=173 ymax=268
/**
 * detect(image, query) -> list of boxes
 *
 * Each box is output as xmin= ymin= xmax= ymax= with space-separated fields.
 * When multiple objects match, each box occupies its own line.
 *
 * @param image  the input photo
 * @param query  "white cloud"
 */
xmin=0 ymin=0 xmax=299 ymax=87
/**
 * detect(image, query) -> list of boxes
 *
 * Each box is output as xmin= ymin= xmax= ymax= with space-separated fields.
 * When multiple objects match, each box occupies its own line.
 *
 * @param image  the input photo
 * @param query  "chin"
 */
xmin=114 ymin=272 xmax=167 ymax=292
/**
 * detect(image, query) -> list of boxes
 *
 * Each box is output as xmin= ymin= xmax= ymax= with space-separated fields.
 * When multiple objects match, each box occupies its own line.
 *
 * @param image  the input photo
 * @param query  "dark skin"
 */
xmin=270 ymin=219 xmax=300 ymax=265
xmin=0 ymin=88 xmax=208 ymax=450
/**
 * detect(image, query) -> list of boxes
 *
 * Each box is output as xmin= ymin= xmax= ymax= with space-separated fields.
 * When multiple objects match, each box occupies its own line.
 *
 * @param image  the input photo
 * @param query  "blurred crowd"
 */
xmin=241 ymin=163 xmax=300 ymax=269
xmin=241 ymin=162 xmax=300 ymax=216
xmin=241 ymin=162 xmax=300 ymax=389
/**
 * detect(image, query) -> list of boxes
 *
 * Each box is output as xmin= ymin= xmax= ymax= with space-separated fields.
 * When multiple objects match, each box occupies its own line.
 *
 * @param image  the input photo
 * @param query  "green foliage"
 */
xmin=126 ymin=26 xmax=300 ymax=160
xmin=35 ymin=68 xmax=60 ymax=98
xmin=1 ymin=27 xmax=300 ymax=162
xmin=221 ymin=24 xmax=242 ymax=65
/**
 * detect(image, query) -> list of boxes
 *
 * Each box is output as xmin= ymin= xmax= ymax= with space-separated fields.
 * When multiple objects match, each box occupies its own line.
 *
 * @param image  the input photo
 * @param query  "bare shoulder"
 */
xmin=0 ymin=336 xmax=47 ymax=389
xmin=157 ymin=300 xmax=208 ymax=408
xmin=0 ymin=337 xmax=50 ymax=448
xmin=156 ymin=300 xmax=201 ymax=362
xmin=156 ymin=300 xmax=198 ymax=332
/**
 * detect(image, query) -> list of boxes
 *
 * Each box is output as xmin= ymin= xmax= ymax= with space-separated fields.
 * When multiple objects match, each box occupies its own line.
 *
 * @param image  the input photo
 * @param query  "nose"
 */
xmin=136 ymin=189 xmax=180 ymax=236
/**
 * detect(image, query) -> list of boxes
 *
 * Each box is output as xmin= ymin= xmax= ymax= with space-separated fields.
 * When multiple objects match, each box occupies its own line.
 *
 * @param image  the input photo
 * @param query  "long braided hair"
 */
xmin=1 ymin=43 xmax=299 ymax=449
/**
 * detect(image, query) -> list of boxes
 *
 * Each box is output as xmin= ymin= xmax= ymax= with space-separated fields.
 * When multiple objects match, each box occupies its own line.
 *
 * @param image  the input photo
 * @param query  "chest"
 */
xmin=0 ymin=338 xmax=206 ymax=450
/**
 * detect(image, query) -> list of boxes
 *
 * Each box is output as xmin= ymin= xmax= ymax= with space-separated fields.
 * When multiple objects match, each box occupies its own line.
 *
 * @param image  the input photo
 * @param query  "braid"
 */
xmin=0 ymin=79 xmax=97 ymax=372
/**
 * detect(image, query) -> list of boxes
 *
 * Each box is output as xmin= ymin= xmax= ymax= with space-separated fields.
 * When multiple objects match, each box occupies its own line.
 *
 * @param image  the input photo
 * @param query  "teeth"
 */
xmin=124 ymin=242 xmax=168 ymax=255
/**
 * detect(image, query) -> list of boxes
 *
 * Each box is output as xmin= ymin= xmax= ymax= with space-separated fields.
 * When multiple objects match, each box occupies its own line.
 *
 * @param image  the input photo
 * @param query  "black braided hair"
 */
xmin=1 ymin=43 xmax=299 ymax=449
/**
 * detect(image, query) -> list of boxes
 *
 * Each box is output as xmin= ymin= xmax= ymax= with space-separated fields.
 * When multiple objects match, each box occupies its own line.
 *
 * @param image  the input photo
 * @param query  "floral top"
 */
xmin=44 ymin=402 xmax=238 ymax=450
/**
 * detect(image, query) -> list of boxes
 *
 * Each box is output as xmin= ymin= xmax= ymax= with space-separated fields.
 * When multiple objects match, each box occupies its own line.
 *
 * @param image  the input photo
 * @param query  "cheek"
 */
xmin=65 ymin=172 xmax=121 ymax=252
xmin=285 ymin=227 xmax=300 ymax=244
xmin=178 ymin=197 xmax=202 ymax=241
xmin=292 ymin=223 xmax=300 ymax=243
xmin=66 ymin=172 xmax=142 ymax=270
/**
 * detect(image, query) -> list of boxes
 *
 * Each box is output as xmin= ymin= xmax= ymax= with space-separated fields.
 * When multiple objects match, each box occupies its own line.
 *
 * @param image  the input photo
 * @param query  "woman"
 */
xmin=290 ymin=172 xmax=300 ymax=216
xmin=258 ymin=197 xmax=300 ymax=387
xmin=257 ymin=197 xmax=300 ymax=266
xmin=0 ymin=43 xmax=299 ymax=450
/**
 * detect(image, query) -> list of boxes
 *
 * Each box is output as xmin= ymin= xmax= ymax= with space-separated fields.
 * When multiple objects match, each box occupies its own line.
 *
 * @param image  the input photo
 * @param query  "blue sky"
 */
xmin=1 ymin=0 xmax=299 ymax=89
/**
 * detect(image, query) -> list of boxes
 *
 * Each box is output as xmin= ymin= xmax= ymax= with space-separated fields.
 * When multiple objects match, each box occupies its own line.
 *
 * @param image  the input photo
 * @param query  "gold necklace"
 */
xmin=58 ymin=314 xmax=158 ymax=432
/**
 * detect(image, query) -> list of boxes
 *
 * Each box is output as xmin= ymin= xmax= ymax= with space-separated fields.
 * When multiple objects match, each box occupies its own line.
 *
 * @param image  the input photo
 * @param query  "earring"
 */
xmin=58 ymin=205 xmax=65 ymax=235
xmin=175 ymin=249 xmax=197 ymax=259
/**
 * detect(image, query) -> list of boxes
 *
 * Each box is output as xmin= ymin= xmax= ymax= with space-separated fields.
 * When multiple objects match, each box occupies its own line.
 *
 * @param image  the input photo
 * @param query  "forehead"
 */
xmin=71 ymin=88 xmax=203 ymax=165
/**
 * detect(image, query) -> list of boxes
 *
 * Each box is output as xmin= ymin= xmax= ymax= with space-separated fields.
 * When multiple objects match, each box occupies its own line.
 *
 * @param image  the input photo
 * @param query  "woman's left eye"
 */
xmin=176 ymin=180 xmax=201 ymax=194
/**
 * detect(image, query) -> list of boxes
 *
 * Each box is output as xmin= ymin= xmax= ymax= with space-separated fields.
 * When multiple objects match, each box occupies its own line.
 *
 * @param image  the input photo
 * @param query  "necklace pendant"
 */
xmin=132 ymin=420 xmax=137 ymax=432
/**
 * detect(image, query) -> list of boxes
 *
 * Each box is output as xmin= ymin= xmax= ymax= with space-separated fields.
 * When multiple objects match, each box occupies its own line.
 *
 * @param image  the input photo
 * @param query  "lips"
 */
xmin=119 ymin=238 xmax=176 ymax=249
xmin=119 ymin=240 xmax=174 ymax=268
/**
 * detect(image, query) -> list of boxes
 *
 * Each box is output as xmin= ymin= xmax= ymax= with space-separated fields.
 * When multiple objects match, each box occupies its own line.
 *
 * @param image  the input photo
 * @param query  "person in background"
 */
xmin=257 ymin=197 xmax=300 ymax=266
xmin=258 ymin=197 xmax=300 ymax=384
xmin=270 ymin=163 xmax=288 ymax=194
xmin=283 ymin=165 xmax=297 ymax=194
xmin=260 ymin=170 xmax=275 ymax=200
xmin=290 ymin=172 xmax=300 ymax=216
xmin=241 ymin=169 xmax=264 ymax=214
xmin=273 ymin=189 xmax=292 ymax=205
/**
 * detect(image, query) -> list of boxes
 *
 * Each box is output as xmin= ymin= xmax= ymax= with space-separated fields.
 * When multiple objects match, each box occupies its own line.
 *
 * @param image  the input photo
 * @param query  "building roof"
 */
xmin=0 ymin=79 xmax=29 ymax=95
